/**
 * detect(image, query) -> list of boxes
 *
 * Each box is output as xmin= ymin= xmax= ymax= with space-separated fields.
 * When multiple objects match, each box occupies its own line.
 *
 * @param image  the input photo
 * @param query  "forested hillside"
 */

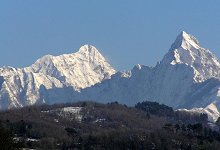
xmin=0 ymin=101 xmax=220 ymax=149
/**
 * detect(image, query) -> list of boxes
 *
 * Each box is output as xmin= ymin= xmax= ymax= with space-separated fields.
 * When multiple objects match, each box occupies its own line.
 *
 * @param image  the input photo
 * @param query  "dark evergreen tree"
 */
xmin=0 ymin=123 xmax=15 ymax=150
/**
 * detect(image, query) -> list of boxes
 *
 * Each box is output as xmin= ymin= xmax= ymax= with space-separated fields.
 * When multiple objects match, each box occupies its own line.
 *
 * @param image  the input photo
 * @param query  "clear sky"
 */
xmin=0 ymin=1 xmax=220 ymax=71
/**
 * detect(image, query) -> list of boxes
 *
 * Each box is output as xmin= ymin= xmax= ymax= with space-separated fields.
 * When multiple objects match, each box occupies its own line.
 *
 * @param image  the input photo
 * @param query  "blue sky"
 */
xmin=0 ymin=1 xmax=220 ymax=71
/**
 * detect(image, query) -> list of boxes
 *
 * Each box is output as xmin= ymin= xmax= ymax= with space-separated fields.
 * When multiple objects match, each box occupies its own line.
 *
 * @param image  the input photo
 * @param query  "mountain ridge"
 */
xmin=0 ymin=44 xmax=116 ymax=109
xmin=69 ymin=31 xmax=220 ymax=122
xmin=1 ymin=31 xmax=220 ymax=123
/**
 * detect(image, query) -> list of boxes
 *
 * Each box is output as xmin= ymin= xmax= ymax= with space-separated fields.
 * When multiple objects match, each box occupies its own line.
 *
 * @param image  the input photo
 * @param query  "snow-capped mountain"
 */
xmin=0 ymin=45 xmax=116 ymax=109
xmin=64 ymin=31 xmax=220 ymax=122
xmin=26 ymin=45 xmax=115 ymax=90
xmin=73 ymin=32 xmax=218 ymax=104
xmin=1 ymin=31 xmax=220 ymax=122
xmin=162 ymin=31 xmax=220 ymax=82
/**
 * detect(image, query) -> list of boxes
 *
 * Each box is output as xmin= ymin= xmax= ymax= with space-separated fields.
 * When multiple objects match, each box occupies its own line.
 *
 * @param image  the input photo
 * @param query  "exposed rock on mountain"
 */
xmin=0 ymin=45 xmax=116 ymax=109
xmin=1 ymin=32 xmax=220 ymax=123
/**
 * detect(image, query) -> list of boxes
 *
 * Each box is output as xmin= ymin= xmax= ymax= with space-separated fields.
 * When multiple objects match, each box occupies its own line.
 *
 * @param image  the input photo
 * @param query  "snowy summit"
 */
xmin=1 ymin=31 xmax=220 ymax=123
xmin=0 ymin=44 xmax=115 ymax=109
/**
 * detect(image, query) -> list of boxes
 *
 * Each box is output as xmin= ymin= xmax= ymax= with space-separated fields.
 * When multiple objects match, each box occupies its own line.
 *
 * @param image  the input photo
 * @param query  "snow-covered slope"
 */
xmin=0 ymin=67 xmax=63 ymax=109
xmin=60 ymin=31 xmax=220 ymax=122
xmin=162 ymin=31 xmax=220 ymax=82
xmin=0 ymin=45 xmax=116 ymax=109
xmin=1 ymin=31 xmax=220 ymax=123
xmin=26 ymin=45 xmax=115 ymax=90
xmin=177 ymin=103 xmax=220 ymax=123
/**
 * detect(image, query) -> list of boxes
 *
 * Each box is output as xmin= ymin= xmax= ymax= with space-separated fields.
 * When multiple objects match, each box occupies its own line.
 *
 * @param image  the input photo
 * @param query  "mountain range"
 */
xmin=1 ymin=31 xmax=220 ymax=122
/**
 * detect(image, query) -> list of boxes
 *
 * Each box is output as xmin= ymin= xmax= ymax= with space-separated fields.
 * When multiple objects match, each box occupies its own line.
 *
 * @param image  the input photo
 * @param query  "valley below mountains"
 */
xmin=1 ymin=31 xmax=220 ymax=123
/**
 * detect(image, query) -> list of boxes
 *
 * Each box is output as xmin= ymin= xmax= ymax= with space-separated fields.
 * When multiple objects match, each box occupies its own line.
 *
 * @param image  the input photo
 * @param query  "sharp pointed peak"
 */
xmin=180 ymin=30 xmax=189 ymax=36
xmin=178 ymin=31 xmax=197 ymax=42
xmin=170 ymin=31 xmax=200 ymax=51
